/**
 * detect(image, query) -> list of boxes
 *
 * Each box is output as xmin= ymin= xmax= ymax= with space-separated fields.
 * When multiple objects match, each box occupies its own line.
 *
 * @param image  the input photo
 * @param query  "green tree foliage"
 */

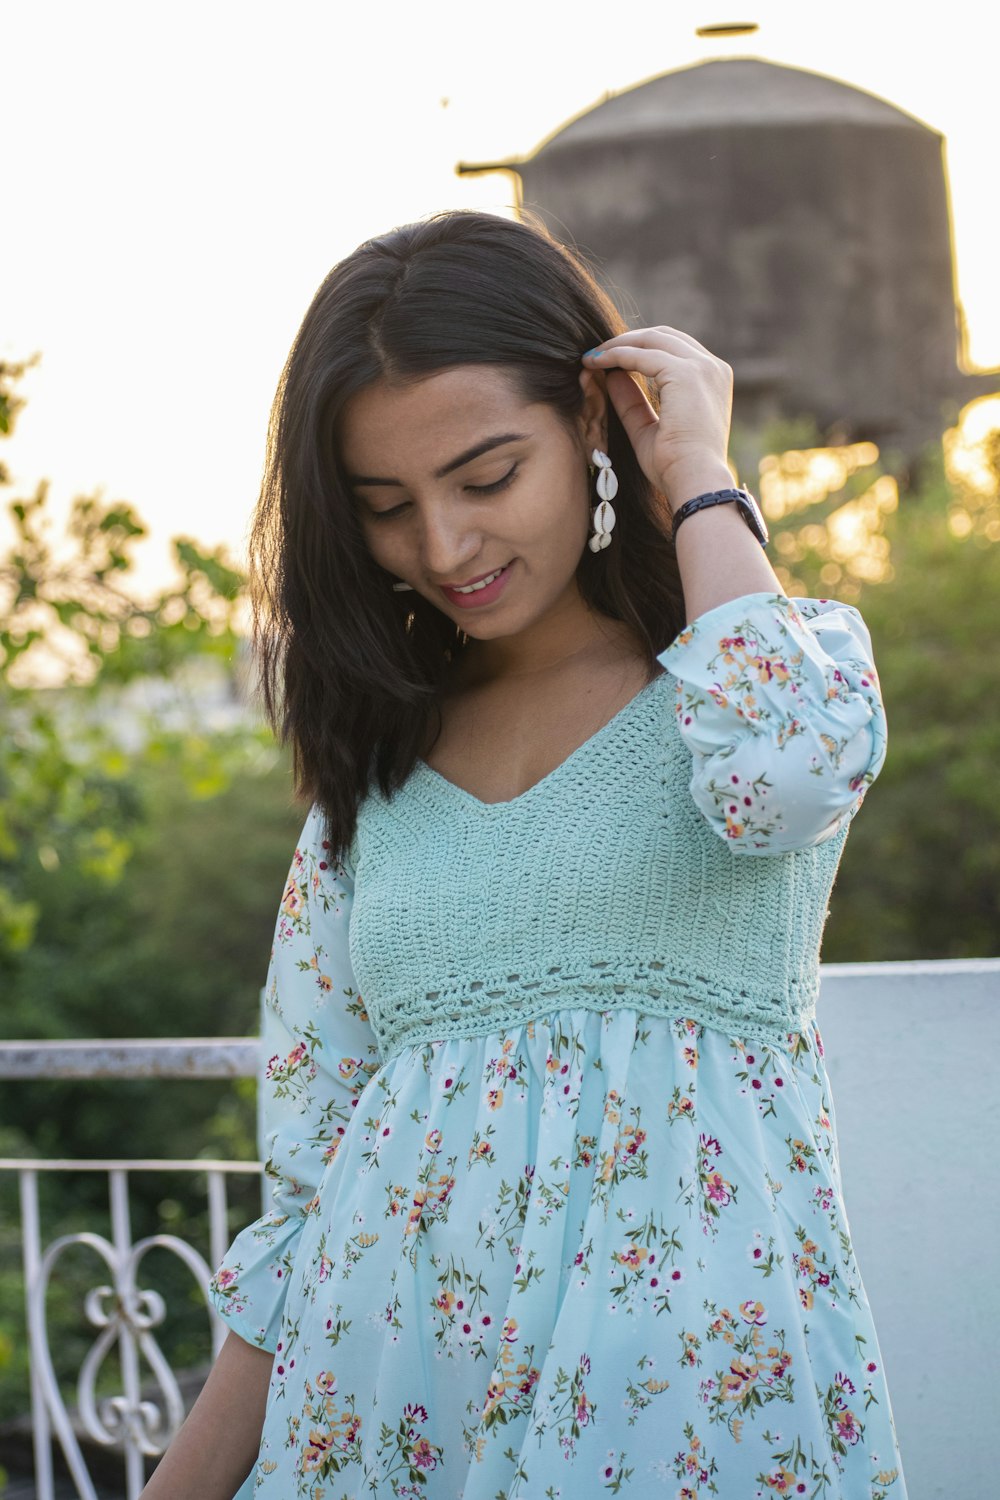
xmin=0 ymin=361 xmax=254 ymax=964
xmin=753 ymin=420 xmax=1000 ymax=959
xmin=821 ymin=449 xmax=1000 ymax=959
xmin=0 ymin=364 xmax=301 ymax=1430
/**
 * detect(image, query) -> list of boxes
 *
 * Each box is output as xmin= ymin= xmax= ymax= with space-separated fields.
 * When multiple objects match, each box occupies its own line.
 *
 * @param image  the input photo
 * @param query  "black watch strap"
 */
xmin=671 ymin=487 xmax=769 ymax=547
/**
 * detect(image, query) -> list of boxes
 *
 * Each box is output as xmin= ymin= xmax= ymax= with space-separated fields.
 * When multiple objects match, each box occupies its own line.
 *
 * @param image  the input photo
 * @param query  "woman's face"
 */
xmin=340 ymin=364 xmax=606 ymax=643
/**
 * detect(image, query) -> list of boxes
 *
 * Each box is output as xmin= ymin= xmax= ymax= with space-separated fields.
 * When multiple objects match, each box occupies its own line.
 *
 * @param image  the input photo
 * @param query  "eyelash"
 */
xmin=366 ymin=464 xmax=519 ymax=521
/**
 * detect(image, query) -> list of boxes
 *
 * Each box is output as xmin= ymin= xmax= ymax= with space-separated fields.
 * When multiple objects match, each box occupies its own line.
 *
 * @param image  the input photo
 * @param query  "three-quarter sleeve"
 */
xmin=208 ymin=804 xmax=381 ymax=1350
xmin=656 ymin=590 xmax=887 ymax=855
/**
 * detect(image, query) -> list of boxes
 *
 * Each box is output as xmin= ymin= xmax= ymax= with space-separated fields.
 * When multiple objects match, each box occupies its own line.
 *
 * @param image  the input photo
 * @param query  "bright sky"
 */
xmin=3 ymin=0 xmax=998 ymax=590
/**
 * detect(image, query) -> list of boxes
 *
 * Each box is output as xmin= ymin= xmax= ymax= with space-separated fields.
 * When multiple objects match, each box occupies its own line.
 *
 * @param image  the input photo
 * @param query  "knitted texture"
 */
xmin=349 ymin=655 xmax=855 ymax=1064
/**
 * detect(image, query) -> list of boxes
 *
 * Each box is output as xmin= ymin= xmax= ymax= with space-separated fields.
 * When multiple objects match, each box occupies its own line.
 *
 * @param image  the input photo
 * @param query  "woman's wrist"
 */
xmin=659 ymin=455 xmax=737 ymax=515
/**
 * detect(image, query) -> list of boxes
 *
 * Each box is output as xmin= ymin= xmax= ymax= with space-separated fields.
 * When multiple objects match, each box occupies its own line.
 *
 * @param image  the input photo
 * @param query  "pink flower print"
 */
xmin=705 ymin=1171 xmax=731 ymax=1206
xmin=411 ymin=1436 xmax=438 ymax=1470
xmin=214 ymin=1267 xmax=237 ymax=1290
xmin=835 ymin=1409 xmax=861 ymax=1445
xmin=576 ymin=1393 xmax=592 ymax=1427
xmin=699 ymin=1134 xmax=722 ymax=1158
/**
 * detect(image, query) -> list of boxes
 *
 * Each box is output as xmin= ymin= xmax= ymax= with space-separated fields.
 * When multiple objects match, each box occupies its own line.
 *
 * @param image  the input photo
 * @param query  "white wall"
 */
xmin=817 ymin=957 xmax=1000 ymax=1499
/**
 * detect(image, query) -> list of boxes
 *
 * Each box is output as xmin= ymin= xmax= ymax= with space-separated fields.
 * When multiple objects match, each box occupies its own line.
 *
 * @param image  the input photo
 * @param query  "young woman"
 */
xmin=143 ymin=210 xmax=908 ymax=1498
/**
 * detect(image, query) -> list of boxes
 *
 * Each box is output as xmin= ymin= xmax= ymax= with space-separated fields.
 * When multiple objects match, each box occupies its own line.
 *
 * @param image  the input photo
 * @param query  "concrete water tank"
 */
xmin=460 ymin=59 xmax=999 ymax=462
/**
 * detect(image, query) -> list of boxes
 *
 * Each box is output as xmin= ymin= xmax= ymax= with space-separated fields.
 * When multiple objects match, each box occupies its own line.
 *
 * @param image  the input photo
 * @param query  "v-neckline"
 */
xmin=414 ymin=668 xmax=668 ymax=810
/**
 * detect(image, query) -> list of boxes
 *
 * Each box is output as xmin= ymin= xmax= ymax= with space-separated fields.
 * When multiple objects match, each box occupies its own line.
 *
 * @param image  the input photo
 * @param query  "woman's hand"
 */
xmin=582 ymin=327 xmax=734 ymax=512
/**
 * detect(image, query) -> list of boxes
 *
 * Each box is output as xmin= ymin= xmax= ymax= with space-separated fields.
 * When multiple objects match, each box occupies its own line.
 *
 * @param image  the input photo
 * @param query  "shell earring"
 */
xmin=589 ymin=448 xmax=618 ymax=552
xmin=391 ymin=580 xmax=414 ymax=591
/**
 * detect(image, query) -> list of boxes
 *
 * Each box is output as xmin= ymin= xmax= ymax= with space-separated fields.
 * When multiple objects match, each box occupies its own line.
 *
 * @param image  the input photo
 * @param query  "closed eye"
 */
xmin=466 ymin=463 xmax=518 ymax=496
xmin=363 ymin=463 xmax=519 ymax=521
xmin=365 ymin=501 xmax=410 ymax=522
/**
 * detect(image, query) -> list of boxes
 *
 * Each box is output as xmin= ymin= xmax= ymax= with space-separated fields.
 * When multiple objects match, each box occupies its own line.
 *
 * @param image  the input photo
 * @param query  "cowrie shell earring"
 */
xmin=589 ymin=448 xmax=618 ymax=553
xmin=391 ymin=580 xmax=414 ymax=591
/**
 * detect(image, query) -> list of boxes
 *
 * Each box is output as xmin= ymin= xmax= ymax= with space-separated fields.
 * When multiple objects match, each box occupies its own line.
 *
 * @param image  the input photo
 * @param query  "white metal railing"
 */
xmin=0 ymin=1038 xmax=262 ymax=1500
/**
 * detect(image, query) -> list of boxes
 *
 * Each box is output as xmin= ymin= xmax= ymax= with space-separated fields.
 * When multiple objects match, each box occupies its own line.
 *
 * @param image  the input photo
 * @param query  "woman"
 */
xmin=143 ymin=210 xmax=908 ymax=1497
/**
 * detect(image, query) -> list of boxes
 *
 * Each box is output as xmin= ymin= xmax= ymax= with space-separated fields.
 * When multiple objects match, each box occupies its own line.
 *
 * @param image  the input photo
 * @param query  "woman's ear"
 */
xmin=578 ymin=367 xmax=609 ymax=454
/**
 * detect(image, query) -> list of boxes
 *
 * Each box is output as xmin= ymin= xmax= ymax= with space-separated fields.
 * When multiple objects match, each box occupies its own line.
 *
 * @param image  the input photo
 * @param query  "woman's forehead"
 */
xmin=339 ymin=366 xmax=544 ymax=467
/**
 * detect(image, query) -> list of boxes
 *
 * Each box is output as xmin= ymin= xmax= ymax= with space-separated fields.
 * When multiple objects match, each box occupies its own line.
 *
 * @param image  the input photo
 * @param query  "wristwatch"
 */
xmin=671 ymin=487 xmax=770 ymax=548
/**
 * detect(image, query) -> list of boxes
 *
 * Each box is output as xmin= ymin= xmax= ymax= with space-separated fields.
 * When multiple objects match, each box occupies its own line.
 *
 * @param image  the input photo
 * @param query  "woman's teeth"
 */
xmin=452 ymin=567 xmax=504 ymax=594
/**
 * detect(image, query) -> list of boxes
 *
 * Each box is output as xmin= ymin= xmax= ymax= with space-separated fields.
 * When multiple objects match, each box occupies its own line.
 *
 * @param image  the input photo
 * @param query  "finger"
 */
xmin=586 ymin=326 xmax=715 ymax=360
xmin=604 ymin=367 xmax=658 ymax=450
xmin=583 ymin=343 xmax=694 ymax=385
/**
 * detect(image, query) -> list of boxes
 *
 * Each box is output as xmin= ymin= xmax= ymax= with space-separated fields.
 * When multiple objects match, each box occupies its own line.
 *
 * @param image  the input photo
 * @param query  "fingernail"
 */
xmin=584 ymin=347 xmax=602 ymax=359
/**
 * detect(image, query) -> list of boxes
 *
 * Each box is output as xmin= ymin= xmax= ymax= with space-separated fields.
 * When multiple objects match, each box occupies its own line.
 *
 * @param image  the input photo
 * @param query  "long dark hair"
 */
xmin=250 ymin=209 xmax=684 ymax=858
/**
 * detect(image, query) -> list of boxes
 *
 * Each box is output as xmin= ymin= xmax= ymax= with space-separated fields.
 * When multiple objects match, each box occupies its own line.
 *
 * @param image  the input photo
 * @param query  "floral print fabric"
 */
xmin=209 ymin=592 xmax=907 ymax=1498
xmin=658 ymin=592 xmax=887 ymax=854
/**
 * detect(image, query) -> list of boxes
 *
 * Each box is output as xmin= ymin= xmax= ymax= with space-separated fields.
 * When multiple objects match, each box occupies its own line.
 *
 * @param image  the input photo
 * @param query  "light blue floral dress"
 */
xmin=210 ymin=592 xmax=908 ymax=1499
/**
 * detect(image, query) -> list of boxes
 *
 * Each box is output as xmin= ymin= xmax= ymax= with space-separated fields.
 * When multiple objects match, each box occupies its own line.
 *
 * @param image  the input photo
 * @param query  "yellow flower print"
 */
xmin=739 ymin=1299 xmax=767 ymax=1325
xmin=720 ymin=1356 xmax=758 ymax=1401
xmin=615 ymin=1244 xmax=650 ymax=1270
xmin=482 ymin=1376 xmax=508 ymax=1419
xmin=281 ymin=879 xmax=303 ymax=919
xmin=487 ymin=1088 xmax=504 ymax=1110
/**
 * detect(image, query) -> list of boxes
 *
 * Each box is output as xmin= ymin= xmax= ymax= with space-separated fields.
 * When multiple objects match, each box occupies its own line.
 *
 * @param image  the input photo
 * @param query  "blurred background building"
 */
xmin=461 ymin=58 xmax=1000 ymax=469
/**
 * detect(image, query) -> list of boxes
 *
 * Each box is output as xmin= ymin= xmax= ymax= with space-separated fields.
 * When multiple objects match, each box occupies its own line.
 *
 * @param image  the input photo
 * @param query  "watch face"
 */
xmin=738 ymin=490 xmax=769 ymax=545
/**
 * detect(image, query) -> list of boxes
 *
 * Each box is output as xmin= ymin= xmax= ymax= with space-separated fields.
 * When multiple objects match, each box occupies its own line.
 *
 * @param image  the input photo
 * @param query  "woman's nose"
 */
xmin=418 ymin=505 xmax=483 ymax=581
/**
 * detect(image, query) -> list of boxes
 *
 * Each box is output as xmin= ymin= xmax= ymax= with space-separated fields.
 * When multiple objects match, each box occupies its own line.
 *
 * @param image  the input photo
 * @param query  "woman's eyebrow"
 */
xmin=349 ymin=432 xmax=529 ymax=487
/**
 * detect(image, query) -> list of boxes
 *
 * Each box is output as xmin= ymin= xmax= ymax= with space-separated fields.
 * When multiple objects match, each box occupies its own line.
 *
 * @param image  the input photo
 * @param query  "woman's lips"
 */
xmin=440 ymin=562 xmax=514 ymax=608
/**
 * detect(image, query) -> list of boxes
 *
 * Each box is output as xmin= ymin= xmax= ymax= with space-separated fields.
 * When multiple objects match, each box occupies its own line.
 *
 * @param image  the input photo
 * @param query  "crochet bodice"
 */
xmin=348 ymin=665 xmax=852 ymax=1063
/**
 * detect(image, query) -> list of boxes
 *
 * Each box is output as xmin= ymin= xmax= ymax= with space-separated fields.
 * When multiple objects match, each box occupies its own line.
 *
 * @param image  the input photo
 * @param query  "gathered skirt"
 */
xmin=232 ymin=1005 xmax=908 ymax=1499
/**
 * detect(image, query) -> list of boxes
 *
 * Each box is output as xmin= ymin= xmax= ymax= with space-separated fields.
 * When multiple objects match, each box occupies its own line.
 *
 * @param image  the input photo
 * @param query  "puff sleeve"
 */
xmin=208 ymin=804 xmax=381 ymax=1350
xmin=656 ymin=590 xmax=887 ymax=855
